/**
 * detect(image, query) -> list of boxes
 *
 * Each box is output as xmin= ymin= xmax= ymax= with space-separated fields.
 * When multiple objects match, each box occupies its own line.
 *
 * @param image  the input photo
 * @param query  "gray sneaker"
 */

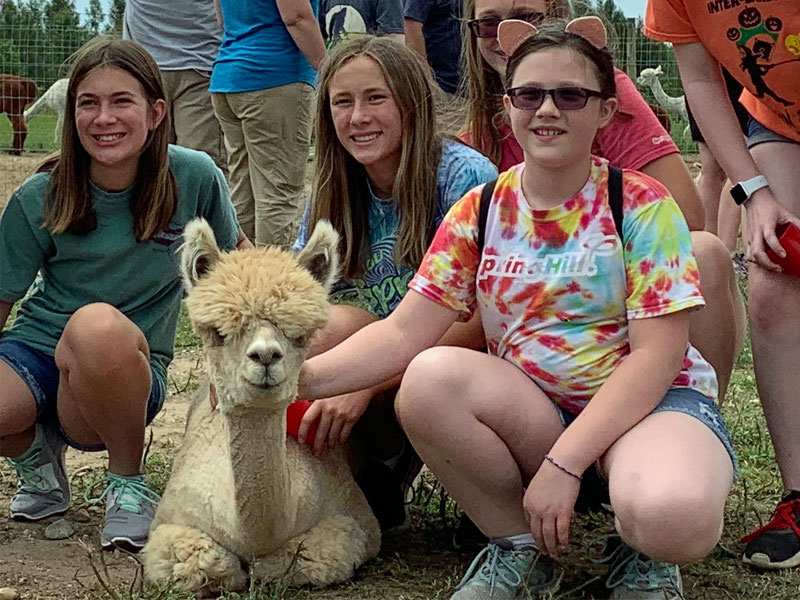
xmin=451 ymin=539 xmax=556 ymax=599
xmin=89 ymin=473 xmax=160 ymax=551
xmin=604 ymin=537 xmax=684 ymax=599
xmin=5 ymin=423 xmax=70 ymax=521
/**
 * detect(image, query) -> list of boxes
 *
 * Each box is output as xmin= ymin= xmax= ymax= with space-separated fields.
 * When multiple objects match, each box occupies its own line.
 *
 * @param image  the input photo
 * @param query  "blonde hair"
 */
xmin=311 ymin=36 xmax=442 ymax=279
xmin=461 ymin=0 xmax=572 ymax=165
xmin=41 ymin=37 xmax=176 ymax=242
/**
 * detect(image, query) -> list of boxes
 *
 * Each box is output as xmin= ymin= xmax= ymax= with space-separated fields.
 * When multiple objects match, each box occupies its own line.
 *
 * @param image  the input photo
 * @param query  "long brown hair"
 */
xmin=311 ymin=36 xmax=441 ymax=279
xmin=462 ymin=0 xmax=571 ymax=165
xmin=41 ymin=37 xmax=176 ymax=242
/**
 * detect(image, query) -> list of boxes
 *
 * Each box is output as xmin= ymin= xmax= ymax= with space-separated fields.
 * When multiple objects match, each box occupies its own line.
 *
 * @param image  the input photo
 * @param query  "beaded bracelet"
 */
xmin=543 ymin=454 xmax=582 ymax=481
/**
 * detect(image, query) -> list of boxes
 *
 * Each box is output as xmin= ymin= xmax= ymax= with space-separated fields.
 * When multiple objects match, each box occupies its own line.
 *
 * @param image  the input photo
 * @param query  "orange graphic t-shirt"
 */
xmin=644 ymin=0 xmax=800 ymax=143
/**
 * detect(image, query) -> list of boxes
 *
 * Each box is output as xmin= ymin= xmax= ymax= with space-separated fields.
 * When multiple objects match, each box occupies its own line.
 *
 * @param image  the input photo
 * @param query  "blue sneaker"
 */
xmin=88 ymin=473 xmax=160 ymax=552
xmin=451 ymin=539 xmax=555 ymax=599
xmin=602 ymin=536 xmax=684 ymax=599
xmin=5 ymin=423 xmax=70 ymax=521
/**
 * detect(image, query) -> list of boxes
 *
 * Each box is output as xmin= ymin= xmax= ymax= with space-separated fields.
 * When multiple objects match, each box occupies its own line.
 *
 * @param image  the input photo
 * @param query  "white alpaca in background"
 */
xmin=636 ymin=66 xmax=691 ymax=138
xmin=636 ymin=66 xmax=688 ymax=121
xmin=23 ymin=78 xmax=68 ymax=144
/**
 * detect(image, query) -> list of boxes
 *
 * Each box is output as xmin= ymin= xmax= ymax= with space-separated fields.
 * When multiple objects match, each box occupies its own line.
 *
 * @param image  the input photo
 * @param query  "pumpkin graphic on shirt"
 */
xmin=786 ymin=34 xmax=800 ymax=58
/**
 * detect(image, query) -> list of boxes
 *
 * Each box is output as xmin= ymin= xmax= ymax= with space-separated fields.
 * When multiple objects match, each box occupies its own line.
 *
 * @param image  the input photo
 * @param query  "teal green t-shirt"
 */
xmin=0 ymin=145 xmax=239 ymax=380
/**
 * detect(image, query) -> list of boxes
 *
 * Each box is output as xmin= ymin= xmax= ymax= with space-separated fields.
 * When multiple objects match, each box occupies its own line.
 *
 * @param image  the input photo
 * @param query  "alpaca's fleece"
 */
xmin=185 ymin=248 xmax=331 ymax=342
xmin=143 ymin=219 xmax=380 ymax=594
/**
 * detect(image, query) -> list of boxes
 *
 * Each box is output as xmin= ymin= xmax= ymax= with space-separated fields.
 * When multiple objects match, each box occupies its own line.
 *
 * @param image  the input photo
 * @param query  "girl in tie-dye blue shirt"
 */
xmin=295 ymin=140 xmax=497 ymax=317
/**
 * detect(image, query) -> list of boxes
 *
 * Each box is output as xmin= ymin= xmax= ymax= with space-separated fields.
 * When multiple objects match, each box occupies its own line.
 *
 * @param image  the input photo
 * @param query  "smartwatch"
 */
xmin=730 ymin=175 xmax=769 ymax=205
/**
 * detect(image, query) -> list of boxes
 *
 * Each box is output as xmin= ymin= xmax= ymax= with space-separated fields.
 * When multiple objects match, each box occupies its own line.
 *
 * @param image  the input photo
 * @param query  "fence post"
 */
xmin=624 ymin=17 xmax=638 ymax=80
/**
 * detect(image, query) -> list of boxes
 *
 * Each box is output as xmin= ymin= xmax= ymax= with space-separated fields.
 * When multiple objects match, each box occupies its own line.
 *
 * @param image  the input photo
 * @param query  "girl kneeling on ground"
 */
xmin=292 ymin=36 xmax=496 ymax=532
xmin=0 ymin=38 xmax=247 ymax=551
xmin=299 ymin=18 xmax=736 ymax=599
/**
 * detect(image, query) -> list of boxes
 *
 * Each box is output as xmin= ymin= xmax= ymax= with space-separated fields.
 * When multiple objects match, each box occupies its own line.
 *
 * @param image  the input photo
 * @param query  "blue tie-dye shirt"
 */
xmin=294 ymin=140 xmax=497 ymax=317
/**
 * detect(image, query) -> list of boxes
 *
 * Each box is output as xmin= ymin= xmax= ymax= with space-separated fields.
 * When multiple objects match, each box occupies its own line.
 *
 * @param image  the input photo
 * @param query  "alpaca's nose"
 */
xmin=246 ymin=339 xmax=284 ymax=366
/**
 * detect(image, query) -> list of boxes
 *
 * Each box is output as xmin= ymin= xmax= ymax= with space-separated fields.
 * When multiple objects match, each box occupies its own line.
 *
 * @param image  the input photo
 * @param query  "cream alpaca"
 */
xmin=142 ymin=219 xmax=380 ymax=593
xmin=23 ymin=78 xmax=68 ymax=144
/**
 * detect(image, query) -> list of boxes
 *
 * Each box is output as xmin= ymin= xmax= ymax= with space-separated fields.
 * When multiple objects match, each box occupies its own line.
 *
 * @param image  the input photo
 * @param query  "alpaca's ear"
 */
xmin=296 ymin=220 xmax=340 ymax=292
xmin=655 ymin=65 xmax=663 ymax=75
xmin=180 ymin=218 xmax=221 ymax=291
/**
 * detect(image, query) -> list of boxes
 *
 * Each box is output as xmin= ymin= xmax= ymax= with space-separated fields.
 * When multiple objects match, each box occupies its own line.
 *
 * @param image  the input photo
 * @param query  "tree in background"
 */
xmin=0 ymin=0 xmax=96 ymax=85
xmin=109 ymin=0 xmax=123 ymax=34
xmin=86 ymin=0 xmax=103 ymax=35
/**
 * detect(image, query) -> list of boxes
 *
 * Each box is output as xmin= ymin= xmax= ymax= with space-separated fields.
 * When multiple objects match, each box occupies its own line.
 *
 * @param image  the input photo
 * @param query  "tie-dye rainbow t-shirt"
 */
xmin=409 ymin=156 xmax=719 ymax=414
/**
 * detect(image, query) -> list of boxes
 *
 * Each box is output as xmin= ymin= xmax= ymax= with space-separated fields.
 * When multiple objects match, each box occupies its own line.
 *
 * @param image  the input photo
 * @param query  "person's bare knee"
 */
xmin=395 ymin=346 xmax=465 ymax=435
xmin=692 ymin=231 xmax=734 ymax=291
xmin=612 ymin=479 xmax=724 ymax=564
xmin=748 ymin=270 xmax=800 ymax=336
xmin=55 ymin=303 xmax=148 ymax=380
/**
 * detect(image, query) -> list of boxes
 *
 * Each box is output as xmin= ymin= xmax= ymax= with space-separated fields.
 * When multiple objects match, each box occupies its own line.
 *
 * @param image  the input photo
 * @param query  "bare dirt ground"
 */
xmin=0 ymin=352 xmax=204 ymax=599
xmin=0 ymin=154 xmax=44 ymax=208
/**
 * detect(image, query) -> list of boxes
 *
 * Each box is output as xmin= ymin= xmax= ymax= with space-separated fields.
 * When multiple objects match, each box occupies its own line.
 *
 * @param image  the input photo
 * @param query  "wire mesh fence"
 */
xmin=0 ymin=1 xmax=693 ymax=204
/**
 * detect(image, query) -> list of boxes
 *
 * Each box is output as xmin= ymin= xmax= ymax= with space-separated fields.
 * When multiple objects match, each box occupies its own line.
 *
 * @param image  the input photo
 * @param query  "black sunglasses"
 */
xmin=467 ymin=12 xmax=546 ymax=39
xmin=505 ymin=86 xmax=609 ymax=110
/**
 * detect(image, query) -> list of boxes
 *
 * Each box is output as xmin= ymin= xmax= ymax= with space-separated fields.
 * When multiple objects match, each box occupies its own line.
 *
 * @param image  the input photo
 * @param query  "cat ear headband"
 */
xmin=497 ymin=16 xmax=608 ymax=57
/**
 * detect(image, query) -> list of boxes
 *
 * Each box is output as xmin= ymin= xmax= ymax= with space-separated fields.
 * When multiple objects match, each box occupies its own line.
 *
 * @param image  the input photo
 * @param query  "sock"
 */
xmin=498 ymin=532 xmax=538 ymax=550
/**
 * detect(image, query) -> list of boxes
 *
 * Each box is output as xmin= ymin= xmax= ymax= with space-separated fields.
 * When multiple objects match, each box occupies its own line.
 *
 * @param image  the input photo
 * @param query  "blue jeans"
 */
xmin=0 ymin=339 xmax=166 ymax=451
xmin=747 ymin=115 xmax=797 ymax=149
xmin=558 ymin=387 xmax=738 ymax=479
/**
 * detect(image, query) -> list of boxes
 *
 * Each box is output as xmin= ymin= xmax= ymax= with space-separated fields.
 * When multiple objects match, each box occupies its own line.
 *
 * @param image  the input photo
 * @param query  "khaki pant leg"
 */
xmin=163 ymin=70 xmax=228 ymax=175
xmin=211 ymin=92 xmax=255 ymax=240
xmin=226 ymin=83 xmax=314 ymax=248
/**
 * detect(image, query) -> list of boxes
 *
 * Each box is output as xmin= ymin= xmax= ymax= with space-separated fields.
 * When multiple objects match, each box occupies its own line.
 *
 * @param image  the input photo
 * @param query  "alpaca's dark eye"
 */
xmin=210 ymin=329 xmax=226 ymax=346
xmin=293 ymin=334 xmax=310 ymax=347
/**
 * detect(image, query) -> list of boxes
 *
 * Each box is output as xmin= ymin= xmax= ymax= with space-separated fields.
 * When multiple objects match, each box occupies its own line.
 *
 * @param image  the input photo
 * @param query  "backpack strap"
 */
xmin=477 ymin=178 xmax=498 ymax=255
xmin=607 ymin=166 xmax=624 ymax=241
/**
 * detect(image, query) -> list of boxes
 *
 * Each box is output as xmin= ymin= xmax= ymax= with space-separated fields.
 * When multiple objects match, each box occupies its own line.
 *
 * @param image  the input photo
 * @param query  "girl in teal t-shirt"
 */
xmin=0 ymin=38 xmax=245 ymax=552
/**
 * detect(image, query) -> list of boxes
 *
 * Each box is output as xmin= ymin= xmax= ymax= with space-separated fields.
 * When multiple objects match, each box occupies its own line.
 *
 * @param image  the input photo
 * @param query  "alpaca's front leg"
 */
xmin=143 ymin=524 xmax=247 ymax=594
xmin=250 ymin=514 xmax=374 ymax=587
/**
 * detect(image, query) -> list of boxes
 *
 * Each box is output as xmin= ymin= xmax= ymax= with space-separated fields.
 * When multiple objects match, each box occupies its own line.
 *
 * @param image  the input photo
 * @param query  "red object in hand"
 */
xmin=766 ymin=223 xmax=800 ymax=278
xmin=286 ymin=400 xmax=319 ymax=445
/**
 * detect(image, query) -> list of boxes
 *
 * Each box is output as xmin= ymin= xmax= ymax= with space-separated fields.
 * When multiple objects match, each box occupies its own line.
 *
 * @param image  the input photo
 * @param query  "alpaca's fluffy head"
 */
xmin=636 ymin=65 xmax=663 ymax=87
xmin=180 ymin=219 xmax=339 ymax=411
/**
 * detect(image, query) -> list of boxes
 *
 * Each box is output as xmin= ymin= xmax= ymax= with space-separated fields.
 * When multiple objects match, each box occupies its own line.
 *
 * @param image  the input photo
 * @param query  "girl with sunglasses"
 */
xmin=298 ymin=18 xmax=736 ymax=599
xmin=461 ymin=0 xmax=745 ymax=404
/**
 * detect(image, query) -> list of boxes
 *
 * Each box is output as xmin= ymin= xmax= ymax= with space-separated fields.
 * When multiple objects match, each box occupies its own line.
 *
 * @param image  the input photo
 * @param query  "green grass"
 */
xmin=670 ymin=116 xmax=698 ymax=155
xmin=0 ymin=111 xmax=61 ymax=153
xmin=174 ymin=302 xmax=202 ymax=351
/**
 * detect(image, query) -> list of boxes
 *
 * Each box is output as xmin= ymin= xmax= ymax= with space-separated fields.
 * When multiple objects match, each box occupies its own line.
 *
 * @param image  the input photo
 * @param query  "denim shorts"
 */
xmin=746 ymin=115 xmax=797 ymax=149
xmin=558 ymin=387 xmax=738 ymax=480
xmin=0 ymin=339 xmax=166 ymax=451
